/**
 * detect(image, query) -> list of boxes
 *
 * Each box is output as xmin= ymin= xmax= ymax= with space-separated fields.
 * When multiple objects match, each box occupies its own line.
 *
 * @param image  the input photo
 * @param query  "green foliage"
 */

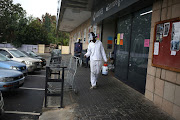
xmin=24 ymin=20 xmax=49 ymax=44
xmin=0 ymin=1 xmax=70 ymax=47
xmin=0 ymin=0 xmax=26 ymax=44
xmin=12 ymin=18 xmax=28 ymax=47
xmin=57 ymin=32 xmax=69 ymax=46
xmin=42 ymin=13 xmax=70 ymax=46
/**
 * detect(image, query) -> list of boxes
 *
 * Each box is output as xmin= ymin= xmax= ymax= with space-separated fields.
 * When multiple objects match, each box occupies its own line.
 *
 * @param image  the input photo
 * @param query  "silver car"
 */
xmin=0 ymin=48 xmax=42 ymax=72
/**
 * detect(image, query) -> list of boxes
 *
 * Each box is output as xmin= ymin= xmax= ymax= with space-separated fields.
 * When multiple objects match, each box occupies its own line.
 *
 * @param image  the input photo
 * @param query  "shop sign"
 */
xmin=92 ymin=0 xmax=139 ymax=24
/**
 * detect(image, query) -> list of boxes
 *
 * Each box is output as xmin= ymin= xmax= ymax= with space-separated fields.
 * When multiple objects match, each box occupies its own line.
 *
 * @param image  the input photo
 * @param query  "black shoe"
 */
xmin=96 ymin=82 xmax=98 ymax=87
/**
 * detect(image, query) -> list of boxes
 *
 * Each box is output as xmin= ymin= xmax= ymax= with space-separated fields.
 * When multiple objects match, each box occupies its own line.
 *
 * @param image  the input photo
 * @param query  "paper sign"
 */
xmin=117 ymin=33 xmax=120 ymax=45
xmin=108 ymin=36 xmax=113 ymax=40
xmin=154 ymin=42 xmax=159 ymax=55
xmin=171 ymin=51 xmax=176 ymax=56
xmin=144 ymin=39 xmax=150 ymax=47
xmin=120 ymin=33 xmax=124 ymax=39
xmin=120 ymin=39 xmax=123 ymax=45
xmin=171 ymin=22 xmax=180 ymax=51
xmin=163 ymin=22 xmax=170 ymax=37
xmin=108 ymin=40 xmax=112 ymax=44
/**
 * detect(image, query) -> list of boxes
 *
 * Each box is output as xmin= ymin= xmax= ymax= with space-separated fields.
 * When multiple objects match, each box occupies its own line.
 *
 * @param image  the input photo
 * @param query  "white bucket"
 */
xmin=102 ymin=64 xmax=108 ymax=75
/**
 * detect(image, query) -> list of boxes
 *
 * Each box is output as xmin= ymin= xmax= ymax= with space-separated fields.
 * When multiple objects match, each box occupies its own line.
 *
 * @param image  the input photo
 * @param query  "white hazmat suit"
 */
xmin=85 ymin=40 xmax=107 ymax=87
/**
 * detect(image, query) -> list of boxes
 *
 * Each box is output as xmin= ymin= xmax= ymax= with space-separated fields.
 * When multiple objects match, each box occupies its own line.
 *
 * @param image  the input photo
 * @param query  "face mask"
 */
xmin=92 ymin=38 xmax=96 ymax=43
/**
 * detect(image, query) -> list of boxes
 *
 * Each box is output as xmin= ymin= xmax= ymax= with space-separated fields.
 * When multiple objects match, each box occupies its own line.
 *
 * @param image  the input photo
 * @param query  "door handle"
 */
xmin=129 ymin=64 xmax=131 ymax=67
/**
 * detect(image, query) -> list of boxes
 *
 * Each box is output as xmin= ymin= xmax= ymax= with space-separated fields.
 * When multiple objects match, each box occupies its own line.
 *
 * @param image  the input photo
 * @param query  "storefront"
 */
xmin=115 ymin=6 xmax=152 ymax=94
xmin=57 ymin=0 xmax=180 ymax=118
xmin=92 ymin=0 xmax=153 ymax=94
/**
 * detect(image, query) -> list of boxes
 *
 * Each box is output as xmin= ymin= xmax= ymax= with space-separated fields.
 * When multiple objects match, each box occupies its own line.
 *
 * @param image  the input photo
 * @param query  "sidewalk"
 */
xmin=39 ymin=56 xmax=175 ymax=120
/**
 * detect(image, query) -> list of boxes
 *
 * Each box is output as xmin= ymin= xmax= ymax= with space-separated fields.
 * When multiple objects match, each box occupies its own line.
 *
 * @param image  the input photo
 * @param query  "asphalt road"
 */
xmin=0 ymin=69 xmax=46 ymax=120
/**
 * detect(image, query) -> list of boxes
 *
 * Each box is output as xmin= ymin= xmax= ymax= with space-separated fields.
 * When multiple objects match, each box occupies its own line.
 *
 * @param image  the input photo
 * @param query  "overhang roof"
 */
xmin=57 ymin=0 xmax=93 ymax=32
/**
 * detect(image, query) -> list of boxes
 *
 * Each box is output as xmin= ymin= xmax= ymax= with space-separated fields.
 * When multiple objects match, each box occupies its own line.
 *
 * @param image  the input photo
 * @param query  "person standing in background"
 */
xmin=74 ymin=39 xmax=82 ymax=57
xmin=84 ymin=32 xmax=107 ymax=89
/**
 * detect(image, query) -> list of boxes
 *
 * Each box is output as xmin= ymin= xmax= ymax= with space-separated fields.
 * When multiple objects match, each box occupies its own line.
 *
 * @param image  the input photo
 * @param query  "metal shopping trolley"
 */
xmin=47 ymin=56 xmax=79 ymax=94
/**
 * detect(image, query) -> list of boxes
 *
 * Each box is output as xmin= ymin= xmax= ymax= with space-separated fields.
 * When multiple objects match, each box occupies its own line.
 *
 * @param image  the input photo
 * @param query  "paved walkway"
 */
xmin=39 ymin=55 xmax=175 ymax=120
xmin=72 ymin=67 xmax=174 ymax=120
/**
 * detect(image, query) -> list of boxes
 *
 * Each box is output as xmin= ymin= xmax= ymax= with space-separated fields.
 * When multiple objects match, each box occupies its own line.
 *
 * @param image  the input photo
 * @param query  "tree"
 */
xmin=57 ymin=32 xmax=69 ymax=46
xmin=24 ymin=19 xmax=49 ymax=45
xmin=0 ymin=0 xmax=26 ymax=43
xmin=0 ymin=0 xmax=70 ymax=47
xmin=12 ymin=18 xmax=28 ymax=47
xmin=42 ymin=13 xmax=70 ymax=46
xmin=42 ymin=13 xmax=51 ymax=32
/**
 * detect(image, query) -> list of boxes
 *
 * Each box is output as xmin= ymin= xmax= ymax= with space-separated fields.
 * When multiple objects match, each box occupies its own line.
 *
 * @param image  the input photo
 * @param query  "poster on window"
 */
xmin=171 ymin=22 xmax=180 ymax=51
xmin=88 ymin=26 xmax=92 ymax=43
xmin=107 ymin=36 xmax=113 ymax=49
xmin=93 ymin=26 xmax=97 ymax=36
xmin=156 ymin=24 xmax=164 ymax=42
xmin=83 ymin=29 xmax=86 ymax=43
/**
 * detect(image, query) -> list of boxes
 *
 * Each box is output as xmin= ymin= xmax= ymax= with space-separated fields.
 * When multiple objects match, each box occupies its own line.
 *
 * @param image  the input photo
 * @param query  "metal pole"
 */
xmin=60 ymin=67 xmax=65 ymax=108
xmin=44 ymin=66 xmax=49 ymax=107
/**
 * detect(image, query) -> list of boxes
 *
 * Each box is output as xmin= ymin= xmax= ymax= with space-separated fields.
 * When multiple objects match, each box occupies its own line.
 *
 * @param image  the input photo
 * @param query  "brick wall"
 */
xmin=145 ymin=0 xmax=180 ymax=119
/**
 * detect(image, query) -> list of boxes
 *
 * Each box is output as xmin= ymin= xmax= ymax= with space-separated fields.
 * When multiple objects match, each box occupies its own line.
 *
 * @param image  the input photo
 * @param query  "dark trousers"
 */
xmin=86 ymin=57 xmax=90 ymax=67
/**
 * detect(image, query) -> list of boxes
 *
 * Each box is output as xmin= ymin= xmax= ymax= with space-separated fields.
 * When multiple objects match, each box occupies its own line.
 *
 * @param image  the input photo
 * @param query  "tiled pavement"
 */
xmin=72 ymin=66 xmax=174 ymax=120
xmin=40 ymin=54 xmax=174 ymax=120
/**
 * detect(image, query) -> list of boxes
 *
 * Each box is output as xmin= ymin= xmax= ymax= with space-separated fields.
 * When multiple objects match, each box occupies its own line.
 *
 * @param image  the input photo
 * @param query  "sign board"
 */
xmin=152 ymin=18 xmax=180 ymax=72
xmin=92 ymin=0 xmax=140 ymax=24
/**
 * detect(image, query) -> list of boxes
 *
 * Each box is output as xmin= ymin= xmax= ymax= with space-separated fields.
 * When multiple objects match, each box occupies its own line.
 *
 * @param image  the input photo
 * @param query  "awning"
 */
xmin=57 ymin=0 xmax=93 ymax=32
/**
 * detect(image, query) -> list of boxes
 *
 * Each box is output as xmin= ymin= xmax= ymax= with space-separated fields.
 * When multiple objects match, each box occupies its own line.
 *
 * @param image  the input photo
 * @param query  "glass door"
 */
xmin=115 ymin=6 xmax=152 ymax=94
xmin=115 ymin=15 xmax=132 ymax=82
xmin=127 ymin=6 xmax=152 ymax=94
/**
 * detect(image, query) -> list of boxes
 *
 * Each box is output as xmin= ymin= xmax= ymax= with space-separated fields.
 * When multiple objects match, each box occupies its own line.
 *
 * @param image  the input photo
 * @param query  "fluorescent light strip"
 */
xmin=140 ymin=10 xmax=153 ymax=16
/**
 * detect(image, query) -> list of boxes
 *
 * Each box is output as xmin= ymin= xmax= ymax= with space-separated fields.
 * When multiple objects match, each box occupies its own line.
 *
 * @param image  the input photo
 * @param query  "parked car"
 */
xmin=0 ymin=53 xmax=27 ymax=75
xmin=0 ymin=48 xmax=42 ymax=72
xmin=21 ymin=51 xmax=46 ymax=66
xmin=0 ymin=68 xmax=25 ymax=91
xmin=0 ymin=91 xmax=4 ymax=115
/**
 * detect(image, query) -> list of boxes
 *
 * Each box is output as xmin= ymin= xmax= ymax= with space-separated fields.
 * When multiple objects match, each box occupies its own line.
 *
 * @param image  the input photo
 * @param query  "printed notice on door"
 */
xmin=117 ymin=33 xmax=120 ymax=45
xmin=154 ymin=42 xmax=159 ymax=55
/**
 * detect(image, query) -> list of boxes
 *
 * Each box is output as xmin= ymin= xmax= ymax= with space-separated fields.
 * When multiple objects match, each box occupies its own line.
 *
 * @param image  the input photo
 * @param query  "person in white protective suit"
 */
xmin=84 ymin=32 xmax=107 ymax=89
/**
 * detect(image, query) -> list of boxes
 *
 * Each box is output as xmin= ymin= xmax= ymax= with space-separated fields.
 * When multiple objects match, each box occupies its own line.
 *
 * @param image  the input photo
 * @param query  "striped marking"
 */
xmin=20 ymin=87 xmax=45 ymax=91
xmin=5 ymin=111 xmax=40 ymax=116
xmin=27 ymin=75 xmax=45 ymax=77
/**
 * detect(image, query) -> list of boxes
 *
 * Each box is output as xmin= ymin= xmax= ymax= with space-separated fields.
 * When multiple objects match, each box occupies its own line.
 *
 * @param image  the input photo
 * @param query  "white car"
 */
xmin=0 ymin=48 xmax=42 ymax=72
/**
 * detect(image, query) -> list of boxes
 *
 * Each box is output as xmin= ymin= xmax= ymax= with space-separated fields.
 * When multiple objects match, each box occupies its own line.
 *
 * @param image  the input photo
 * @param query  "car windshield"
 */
xmin=0 ymin=53 xmax=11 ymax=61
xmin=9 ymin=50 xmax=27 ymax=58
xmin=21 ymin=51 xmax=30 ymax=57
xmin=29 ymin=52 xmax=38 ymax=57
